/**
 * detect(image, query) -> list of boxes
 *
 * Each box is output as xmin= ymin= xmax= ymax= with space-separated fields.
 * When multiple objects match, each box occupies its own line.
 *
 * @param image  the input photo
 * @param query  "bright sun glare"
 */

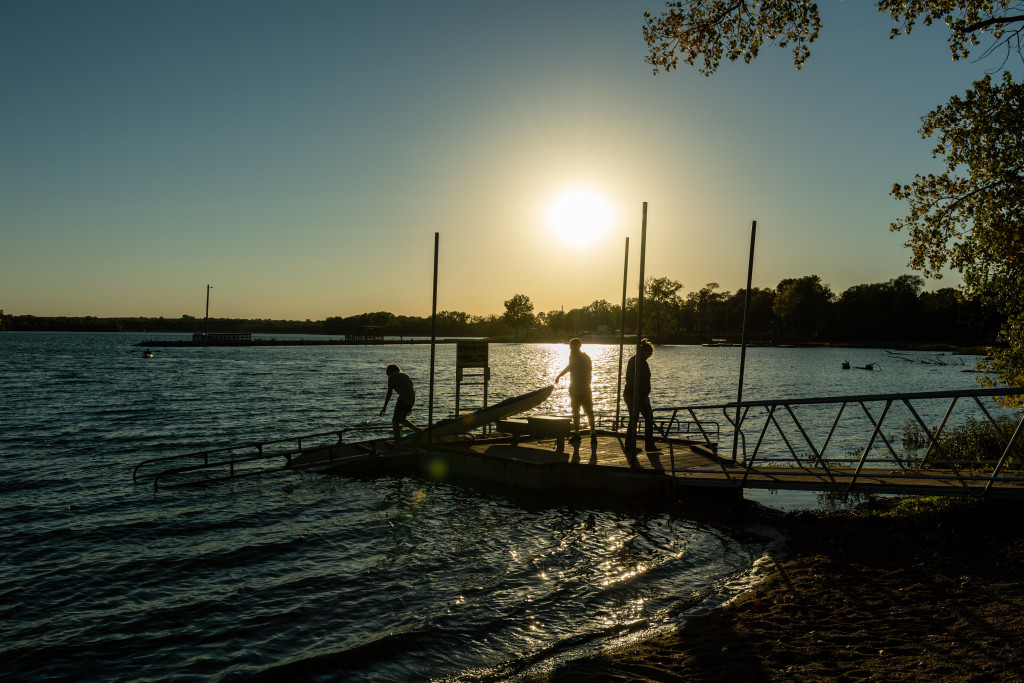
xmin=547 ymin=188 xmax=613 ymax=246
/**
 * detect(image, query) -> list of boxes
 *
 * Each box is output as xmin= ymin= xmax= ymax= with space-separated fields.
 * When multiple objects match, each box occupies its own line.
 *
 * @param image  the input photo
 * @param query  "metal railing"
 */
xmin=133 ymin=425 xmax=393 ymax=492
xmin=608 ymin=411 xmax=721 ymax=444
xmin=655 ymin=387 xmax=1024 ymax=498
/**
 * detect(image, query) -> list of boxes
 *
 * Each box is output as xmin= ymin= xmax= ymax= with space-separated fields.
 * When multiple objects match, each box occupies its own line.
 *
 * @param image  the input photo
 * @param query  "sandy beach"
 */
xmin=530 ymin=497 xmax=1024 ymax=682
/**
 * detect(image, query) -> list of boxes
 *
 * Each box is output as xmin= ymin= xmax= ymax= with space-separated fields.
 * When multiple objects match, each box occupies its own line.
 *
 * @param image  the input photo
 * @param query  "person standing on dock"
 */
xmin=555 ymin=338 xmax=596 ymax=447
xmin=624 ymin=339 xmax=657 ymax=454
xmin=380 ymin=364 xmax=422 ymax=449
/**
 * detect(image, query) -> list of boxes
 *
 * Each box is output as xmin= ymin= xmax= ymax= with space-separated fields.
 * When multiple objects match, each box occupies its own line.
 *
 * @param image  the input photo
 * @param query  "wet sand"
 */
xmin=529 ymin=498 xmax=1024 ymax=682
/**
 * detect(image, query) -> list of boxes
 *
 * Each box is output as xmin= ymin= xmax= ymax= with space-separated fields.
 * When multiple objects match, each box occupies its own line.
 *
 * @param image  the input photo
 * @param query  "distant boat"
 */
xmin=142 ymin=349 xmax=154 ymax=358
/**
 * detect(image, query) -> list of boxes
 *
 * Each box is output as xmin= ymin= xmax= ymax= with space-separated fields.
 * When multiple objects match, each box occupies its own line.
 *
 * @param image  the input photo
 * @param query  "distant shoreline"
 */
xmin=0 ymin=328 xmax=993 ymax=355
xmin=130 ymin=336 xmax=991 ymax=355
xmin=134 ymin=337 xmax=472 ymax=347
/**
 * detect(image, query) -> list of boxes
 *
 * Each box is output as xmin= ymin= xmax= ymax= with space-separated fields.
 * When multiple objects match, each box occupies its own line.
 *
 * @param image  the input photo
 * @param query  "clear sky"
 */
xmin=1 ymin=1 xmax=1009 ymax=320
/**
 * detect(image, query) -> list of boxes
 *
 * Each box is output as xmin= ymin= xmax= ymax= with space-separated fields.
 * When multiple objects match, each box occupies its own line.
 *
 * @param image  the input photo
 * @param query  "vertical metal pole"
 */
xmin=615 ymin=236 xmax=629 ymax=430
xmin=205 ymin=284 xmax=211 ymax=337
xmin=732 ymin=220 xmax=757 ymax=462
xmin=428 ymin=232 xmax=439 ymax=451
xmin=635 ymin=203 xmax=647 ymax=344
xmin=630 ymin=203 xmax=648 ymax=441
xmin=455 ymin=368 xmax=462 ymax=418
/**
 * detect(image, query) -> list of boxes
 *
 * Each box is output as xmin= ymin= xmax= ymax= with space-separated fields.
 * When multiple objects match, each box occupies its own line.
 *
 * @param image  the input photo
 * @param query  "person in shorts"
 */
xmin=380 ymin=364 xmax=422 ymax=449
xmin=555 ymin=338 xmax=596 ymax=446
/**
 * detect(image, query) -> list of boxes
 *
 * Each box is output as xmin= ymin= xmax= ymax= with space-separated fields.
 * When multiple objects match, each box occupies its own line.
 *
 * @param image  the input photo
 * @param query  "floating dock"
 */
xmin=287 ymin=431 xmax=1024 ymax=501
xmin=292 ymin=430 xmax=733 ymax=499
xmin=134 ymin=426 xmax=1024 ymax=502
xmin=133 ymin=384 xmax=1024 ymax=502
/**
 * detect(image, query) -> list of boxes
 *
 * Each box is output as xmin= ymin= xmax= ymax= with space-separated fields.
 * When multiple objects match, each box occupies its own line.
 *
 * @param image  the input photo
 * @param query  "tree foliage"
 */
xmin=686 ymin=282 xmax=725 ymax=334
xmin=878 ymin=0 xmax=1024 ymax=65
xmin=645 ymin=276 xmax=684 ymax=338
xmin=643 ymin=1 xmax=1024 ymax=76
xmin=774 ymin=275 xmax=834 ymax=338
xmin=642 ymin=0 xmax=1024 ymax=395
xmin=643 ymin=0 xmax=821 ymax=75
xmin=891 ymin=74 xmax=1024 ymax=281
xmin=502 ymin=293 xmax=535 ymax=334
xmin=836 ymin=275 xmax=925 ymax=341
xmin=891 ymin=72 xmax=1024 ymax=399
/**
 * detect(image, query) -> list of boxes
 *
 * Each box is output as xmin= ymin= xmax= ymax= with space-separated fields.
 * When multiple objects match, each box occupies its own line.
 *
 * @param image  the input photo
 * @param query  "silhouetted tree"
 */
xmin=725 ymin=288 xmax=777 ymax=336
xmin=774 ymin=275 xmax=834 ymax=339
xmin=686 ymin=282 xmax=725 ymax=334
xmin=645 ymin=276 xmax=684 ymax=339
xmin=502 ymin=294 xmax=535 ymax=336
xmin=584 ymin=299 xmax=618 ymax=331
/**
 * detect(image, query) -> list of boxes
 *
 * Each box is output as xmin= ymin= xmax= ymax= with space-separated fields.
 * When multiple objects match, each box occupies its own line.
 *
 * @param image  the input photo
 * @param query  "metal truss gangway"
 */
xmin=652 ymin=387 xmax=1024 ymax=499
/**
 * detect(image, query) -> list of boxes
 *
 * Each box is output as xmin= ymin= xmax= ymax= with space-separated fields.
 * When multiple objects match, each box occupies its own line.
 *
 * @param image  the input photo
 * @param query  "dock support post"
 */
xmin=733 ymin=220 xmax=756 ymax=463
xmin=629 ymin=203 xmax=648 ymax=446
xmin=616 ymin=236 xmax=629 ymax=430
xmin=428 ymin=232 xmax=439 ymax=451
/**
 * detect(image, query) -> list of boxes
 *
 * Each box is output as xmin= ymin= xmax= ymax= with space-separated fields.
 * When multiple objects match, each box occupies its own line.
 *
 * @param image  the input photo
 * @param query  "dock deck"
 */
xmin=424 ymin=432 xmax=1024 ymax=500
xmin=450 ymin=432 xmax=709 ymax=471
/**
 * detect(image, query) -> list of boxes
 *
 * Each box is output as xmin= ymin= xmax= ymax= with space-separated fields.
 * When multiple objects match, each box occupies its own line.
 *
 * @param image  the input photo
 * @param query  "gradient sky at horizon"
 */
xmin=3 ymin=1 xmax=1014 ymax=320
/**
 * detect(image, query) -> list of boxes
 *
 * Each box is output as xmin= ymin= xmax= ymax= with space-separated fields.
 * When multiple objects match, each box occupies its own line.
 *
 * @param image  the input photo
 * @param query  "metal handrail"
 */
xmin=610 ymin=410 xmax=720 ymax=442
xmin=721 ymin=387 xmax=1024 ymax=408
xmin=133 ymin=425 xmax=392 ymax=489
xmin=152 ymin=449 xmax=301 ymax=493
xmin=148 ymin=438 xmax=387 ymax=492
xmin=657 ymin=387 xmax=1024 ymax=498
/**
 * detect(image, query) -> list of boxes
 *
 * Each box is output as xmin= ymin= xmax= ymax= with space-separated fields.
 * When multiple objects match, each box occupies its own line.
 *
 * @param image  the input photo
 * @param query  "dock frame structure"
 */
xmin=133 ymin=387 xmax=1024 ymax=501
xmin=654 ymin=387 xmax=1024 ymax=499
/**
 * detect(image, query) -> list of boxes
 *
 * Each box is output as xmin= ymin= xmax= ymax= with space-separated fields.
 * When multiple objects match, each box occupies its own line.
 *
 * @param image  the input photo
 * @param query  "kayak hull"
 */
xmin=427 ymin=385 xmax=553 ymax=437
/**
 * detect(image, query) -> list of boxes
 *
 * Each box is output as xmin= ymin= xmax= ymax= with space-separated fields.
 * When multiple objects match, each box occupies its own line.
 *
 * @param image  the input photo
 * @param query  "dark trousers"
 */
xmin=624 ymin=394 xmax=655 ymax=450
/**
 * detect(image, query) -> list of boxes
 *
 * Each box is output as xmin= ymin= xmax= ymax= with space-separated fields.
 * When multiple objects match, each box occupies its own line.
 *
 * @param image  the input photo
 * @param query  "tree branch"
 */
xmin=926 ymin=178 xmax=1005 ymax=221
xmin=961 ymin=14 xmax=1024 ymax=33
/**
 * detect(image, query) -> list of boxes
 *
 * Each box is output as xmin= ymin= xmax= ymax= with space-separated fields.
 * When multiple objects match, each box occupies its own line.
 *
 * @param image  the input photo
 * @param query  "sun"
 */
xmin=546 ymin=188 xmax=613 ymax=246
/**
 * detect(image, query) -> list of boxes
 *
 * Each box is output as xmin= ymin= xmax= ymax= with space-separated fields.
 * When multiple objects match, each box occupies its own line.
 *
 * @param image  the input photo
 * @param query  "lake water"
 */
xmin=0 ymin=333 xmax=990 ymax=681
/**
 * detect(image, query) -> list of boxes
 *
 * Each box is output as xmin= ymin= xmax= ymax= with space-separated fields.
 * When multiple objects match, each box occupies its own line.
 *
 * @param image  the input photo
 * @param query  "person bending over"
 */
xmin=380 ymin=364 xmax=422 ymax=449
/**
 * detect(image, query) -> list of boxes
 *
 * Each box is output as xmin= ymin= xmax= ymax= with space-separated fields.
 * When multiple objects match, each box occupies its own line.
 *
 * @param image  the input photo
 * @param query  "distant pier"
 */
xmin=135 ymin=334 xmax=630 ymax=347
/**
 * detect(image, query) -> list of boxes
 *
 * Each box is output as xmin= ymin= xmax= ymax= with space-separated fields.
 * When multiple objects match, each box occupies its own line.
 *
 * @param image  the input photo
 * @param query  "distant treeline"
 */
xmin=0 ymin=274 xmax=1005 ymax=347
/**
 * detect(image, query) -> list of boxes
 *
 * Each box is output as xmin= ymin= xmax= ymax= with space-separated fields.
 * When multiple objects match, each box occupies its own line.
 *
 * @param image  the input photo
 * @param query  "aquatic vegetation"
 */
xmin=900 ymin=413 xmax=1023 ymax=469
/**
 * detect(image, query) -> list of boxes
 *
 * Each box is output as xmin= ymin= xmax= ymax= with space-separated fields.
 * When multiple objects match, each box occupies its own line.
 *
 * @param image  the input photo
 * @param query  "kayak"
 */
xmin=426 ymin=385 xmax=553 ymax=437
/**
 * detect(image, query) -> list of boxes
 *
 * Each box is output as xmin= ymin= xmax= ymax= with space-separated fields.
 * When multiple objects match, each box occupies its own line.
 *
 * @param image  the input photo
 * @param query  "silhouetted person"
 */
xmin=380 ymin=364 xmax=422 ymax=449
xmin=624 ymin=339 xmax=657 ymax=454
xmin=555 ymin=338 xmax=596 ymax=446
